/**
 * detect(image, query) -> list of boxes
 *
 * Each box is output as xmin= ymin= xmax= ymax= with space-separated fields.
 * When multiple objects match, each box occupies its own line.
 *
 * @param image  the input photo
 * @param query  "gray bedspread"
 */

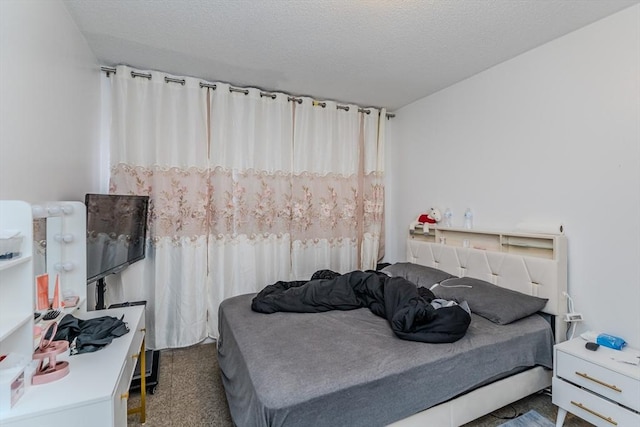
xmin=217 ymin=293 xmax=554 ymax=427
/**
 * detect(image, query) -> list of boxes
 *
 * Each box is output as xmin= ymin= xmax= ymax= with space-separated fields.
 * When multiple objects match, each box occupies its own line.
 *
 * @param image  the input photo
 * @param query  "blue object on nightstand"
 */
xmin=597 ymin=333 xmax=626 ymax=350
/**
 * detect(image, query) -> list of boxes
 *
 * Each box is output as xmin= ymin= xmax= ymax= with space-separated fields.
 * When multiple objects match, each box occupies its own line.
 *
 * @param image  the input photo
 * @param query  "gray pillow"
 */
xmin=381 ymin=262 xmax=457 ymax=288
xmin=432 ymin=277 xmax=548 ymax=325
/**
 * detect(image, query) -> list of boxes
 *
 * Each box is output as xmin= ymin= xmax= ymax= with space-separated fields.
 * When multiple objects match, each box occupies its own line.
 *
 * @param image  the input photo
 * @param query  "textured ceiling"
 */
xmin=63 ymin=0 xmax=639 ymax=111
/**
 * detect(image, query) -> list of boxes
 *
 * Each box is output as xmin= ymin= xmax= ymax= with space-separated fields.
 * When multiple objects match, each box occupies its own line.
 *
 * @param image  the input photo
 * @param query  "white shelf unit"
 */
xmin=409 ymin=224 xmax=565 ymax=261
xmin=0 ymin=201 xmax=34 ymax=359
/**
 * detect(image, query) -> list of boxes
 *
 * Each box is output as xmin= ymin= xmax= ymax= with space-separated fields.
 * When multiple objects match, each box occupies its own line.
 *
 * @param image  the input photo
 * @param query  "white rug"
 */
xmin=498 ymin=410 xmax=555 ymax=427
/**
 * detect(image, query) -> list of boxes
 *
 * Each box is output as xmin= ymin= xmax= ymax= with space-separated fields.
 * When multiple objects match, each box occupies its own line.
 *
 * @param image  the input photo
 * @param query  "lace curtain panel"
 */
xmin=108 ymin=65 xmax=385 ymax=349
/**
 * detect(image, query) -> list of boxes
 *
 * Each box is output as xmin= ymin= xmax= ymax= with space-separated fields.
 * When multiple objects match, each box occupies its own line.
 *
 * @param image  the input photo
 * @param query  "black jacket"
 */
xmin=53 ymin=313 xmax=130 ymax=354
xmin=252 ymin=270 xmax=471 ymax=343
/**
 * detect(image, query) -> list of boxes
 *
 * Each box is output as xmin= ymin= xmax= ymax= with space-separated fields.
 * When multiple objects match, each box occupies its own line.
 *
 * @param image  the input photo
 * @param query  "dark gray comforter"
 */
xmin=251 ymin=270 xmax=471 ymax=343
xmin=218 ymin=293 xmax=554 ymax=427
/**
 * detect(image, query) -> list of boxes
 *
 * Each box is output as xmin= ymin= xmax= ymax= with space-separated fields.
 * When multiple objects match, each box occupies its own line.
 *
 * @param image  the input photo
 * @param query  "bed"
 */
xmin=218 ymin=229 xmax=568 ymax=426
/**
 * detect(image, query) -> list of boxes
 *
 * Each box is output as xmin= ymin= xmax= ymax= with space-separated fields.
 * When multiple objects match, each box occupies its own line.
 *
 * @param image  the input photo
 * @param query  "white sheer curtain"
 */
xmin=361 ymin=107 xmax=386 ymax=267
xmin=290 ymin=99 xmax=360 ymax=278
xmin=109 ymin=65 xmax=209 ymax=349
xmin=107 ymin=66 xmax=386 ymax=347
xmin=206 ymin=84 xmax=294 ymax=337
xmin=291 ymin=100 xmax=385 ymax=278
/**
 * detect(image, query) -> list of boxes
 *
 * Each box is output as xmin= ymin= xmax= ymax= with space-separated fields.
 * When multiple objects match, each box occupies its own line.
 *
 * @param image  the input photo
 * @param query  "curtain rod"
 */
xmin=100 ymin=66 xmax=395 ymax=119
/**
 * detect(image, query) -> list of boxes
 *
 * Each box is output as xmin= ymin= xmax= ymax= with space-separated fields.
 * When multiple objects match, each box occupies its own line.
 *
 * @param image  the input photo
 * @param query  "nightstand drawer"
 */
xmin=556 ymin=351 xmax=640 ymax=411
xmin=553 ymin=377 xmax=640 ymax=426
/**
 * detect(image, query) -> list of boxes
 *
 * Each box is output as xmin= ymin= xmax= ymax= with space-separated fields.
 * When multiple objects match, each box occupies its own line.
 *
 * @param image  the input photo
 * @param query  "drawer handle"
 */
xmin=121 ymin=392 xmax=129 ymax=400
xmin=570 ymin=401 xmax=617 ymax=425
xmin=575 ymin=371 xmax=622 ymax=392
xmin=140 ymin=328 xmax=146 ymax=332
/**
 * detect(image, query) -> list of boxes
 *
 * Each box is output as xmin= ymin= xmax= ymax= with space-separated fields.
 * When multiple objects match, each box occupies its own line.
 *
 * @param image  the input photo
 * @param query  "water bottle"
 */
xmin=443 ymin=208 xmax=453 ymax=227
xmin=463 ymin=208 xmax=473 ymax=229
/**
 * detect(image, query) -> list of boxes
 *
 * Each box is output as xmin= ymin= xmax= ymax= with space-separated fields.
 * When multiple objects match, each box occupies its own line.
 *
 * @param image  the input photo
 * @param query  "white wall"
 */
xmin=0 ymin=0 xmax=101 ymax=203
xmin=386 ymin=5 xmax=640 ymax=347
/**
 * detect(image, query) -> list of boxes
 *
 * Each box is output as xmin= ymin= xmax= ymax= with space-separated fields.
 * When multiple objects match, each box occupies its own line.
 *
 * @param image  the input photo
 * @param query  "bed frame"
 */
xmin=389 ymin=227 xmax=568 ymax=426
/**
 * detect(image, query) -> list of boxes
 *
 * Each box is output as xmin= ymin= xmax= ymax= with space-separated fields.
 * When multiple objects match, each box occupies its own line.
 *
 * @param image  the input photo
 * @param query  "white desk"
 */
xmin=0 ymin=306 xmax=146 ymax=427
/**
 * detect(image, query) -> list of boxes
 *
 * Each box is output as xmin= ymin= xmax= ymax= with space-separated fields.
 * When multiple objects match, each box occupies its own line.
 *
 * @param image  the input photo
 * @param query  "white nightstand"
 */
xmin=553 ymin=338 xmax=640 ymax=426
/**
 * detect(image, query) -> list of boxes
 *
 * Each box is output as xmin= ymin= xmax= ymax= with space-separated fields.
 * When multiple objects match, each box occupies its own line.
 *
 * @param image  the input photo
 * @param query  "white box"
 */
xmin=0 ymin=354 xmax=28 ymax=414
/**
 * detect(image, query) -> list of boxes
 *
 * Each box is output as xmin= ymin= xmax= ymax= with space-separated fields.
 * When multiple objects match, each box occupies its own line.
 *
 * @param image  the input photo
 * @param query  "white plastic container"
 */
xmin=0 ymin=235 xmax=24 ymax=260
xmin=443 ymin=208 xmax=453 ymax=227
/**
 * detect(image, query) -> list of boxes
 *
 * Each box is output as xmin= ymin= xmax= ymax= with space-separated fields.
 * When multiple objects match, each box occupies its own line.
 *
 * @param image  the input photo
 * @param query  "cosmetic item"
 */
xmin=32 ymin=322 xmax=70 ymax=385
xmin=63 ymin=295 xmax=79 ymax=307
xmin=36 ymin=274 xmax=49 ymax=311
xmin=51 ymin=274 xmax=62 ymax=309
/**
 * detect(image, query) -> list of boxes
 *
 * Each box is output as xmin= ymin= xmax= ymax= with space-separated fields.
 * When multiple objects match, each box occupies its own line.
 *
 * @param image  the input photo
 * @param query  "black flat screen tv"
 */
xmin=85 ymin=193 xmax=150 ymax=284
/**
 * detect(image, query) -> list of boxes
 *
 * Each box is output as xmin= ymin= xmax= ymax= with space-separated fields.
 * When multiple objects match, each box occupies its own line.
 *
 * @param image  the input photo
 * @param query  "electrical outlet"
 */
xmin=564 ymin=313 xmax=583 ymax=322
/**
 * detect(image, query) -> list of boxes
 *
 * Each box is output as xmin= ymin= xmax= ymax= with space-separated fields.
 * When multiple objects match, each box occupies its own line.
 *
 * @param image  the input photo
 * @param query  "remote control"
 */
xmin=42 ymin=310 xmax=61 ymax=321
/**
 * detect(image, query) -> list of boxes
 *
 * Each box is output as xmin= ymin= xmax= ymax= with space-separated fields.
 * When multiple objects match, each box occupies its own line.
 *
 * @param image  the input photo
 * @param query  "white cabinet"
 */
xmin=0 ymin=306 xmax=146 ymax=427
xmin=553 ymin=338 xmax=640 ymax=426
xmin=0 ymin=201 xmax=34 ymax=361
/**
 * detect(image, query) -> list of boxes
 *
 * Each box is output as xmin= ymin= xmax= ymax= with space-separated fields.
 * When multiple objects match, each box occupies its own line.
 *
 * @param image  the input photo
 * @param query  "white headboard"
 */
xmin=406 ymin=226 xmax=568 ymax=342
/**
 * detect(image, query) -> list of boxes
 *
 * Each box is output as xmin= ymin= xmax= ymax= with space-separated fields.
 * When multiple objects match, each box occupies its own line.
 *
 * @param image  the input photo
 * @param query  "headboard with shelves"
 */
xmin=409 ymin=224 xmax=561 ymax=260
xmin=408 ymin=224 xmax=568 ymax=343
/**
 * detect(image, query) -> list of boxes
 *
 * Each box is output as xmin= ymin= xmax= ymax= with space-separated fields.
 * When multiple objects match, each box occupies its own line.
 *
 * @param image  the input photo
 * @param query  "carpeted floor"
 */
xmin=127 ymin=343 xmax=594 ymax=427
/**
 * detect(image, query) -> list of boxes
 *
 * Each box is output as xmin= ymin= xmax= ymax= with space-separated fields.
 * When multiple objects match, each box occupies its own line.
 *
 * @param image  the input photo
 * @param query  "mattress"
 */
xmin=217 ymin=293 xmax=554 ymax=427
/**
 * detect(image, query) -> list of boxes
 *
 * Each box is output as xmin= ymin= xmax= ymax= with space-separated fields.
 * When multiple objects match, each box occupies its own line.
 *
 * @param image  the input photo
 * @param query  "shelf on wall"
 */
xmin=0 ymin=255 xmax=32 ymax=272
xmin=0 ymin=313 xmax=32 ymax=341
xmin=500 ymin=239 xmax=554 ymax=250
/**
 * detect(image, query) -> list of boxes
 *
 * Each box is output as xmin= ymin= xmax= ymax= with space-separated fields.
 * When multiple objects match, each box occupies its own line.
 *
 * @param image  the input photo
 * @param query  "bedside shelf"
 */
xmin=409 ymin=225 xmax=562 ymax=260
